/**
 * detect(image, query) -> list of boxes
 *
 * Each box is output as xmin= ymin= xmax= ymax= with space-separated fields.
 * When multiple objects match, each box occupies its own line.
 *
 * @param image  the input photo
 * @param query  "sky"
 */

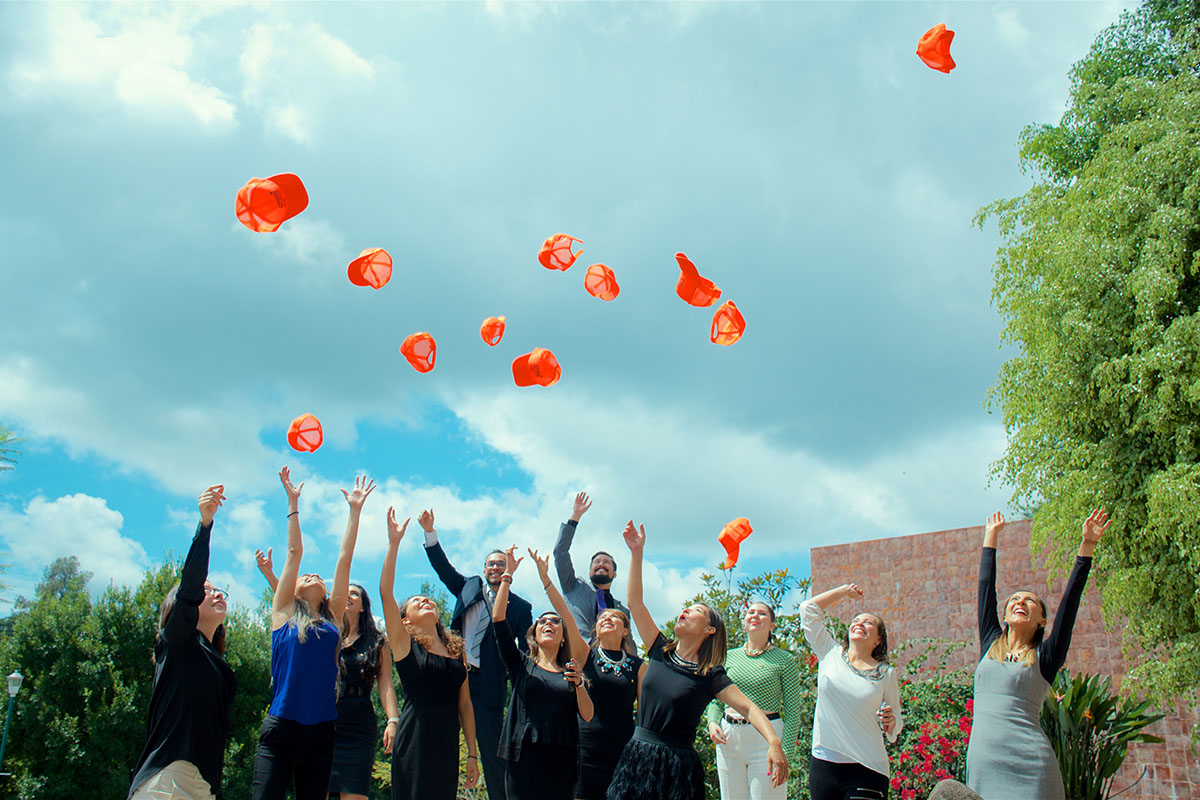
xmin=0 ymin=1 xmax=1135 ymax=624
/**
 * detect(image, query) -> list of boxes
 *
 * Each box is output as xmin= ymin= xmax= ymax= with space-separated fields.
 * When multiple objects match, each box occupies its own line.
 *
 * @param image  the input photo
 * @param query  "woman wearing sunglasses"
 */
xmin=492 ymin=546 xmax=594 ymax=800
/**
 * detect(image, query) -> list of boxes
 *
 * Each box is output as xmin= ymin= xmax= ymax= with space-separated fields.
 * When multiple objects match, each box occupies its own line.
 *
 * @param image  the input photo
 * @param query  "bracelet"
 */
xmin=542 ymin=581 xmax=552 ymax=589
xmin=387 ymin=717 xmax=400 ymax=724
xmin=501 ymin=574 xmax=513 ymax=584
xmin=287 ymin=511 xmax=299 ymax=518
xmin=467 ymin=755 xmax=478 ymax=760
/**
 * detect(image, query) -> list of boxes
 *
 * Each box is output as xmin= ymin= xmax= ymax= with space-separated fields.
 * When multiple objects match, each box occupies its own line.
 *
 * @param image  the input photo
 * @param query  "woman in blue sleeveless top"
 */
xmin=251 ymin=467 xmax=376 ymax=800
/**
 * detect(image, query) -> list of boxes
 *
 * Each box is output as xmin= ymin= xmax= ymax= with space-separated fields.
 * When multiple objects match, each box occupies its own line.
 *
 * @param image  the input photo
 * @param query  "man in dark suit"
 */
xmin=421 ymin=510 xmax=532 ymax=800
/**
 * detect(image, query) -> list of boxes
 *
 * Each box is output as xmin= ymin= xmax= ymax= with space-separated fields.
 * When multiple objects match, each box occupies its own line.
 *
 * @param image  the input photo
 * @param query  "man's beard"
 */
xmin=591 ymin=572 xmax=612 ymax=588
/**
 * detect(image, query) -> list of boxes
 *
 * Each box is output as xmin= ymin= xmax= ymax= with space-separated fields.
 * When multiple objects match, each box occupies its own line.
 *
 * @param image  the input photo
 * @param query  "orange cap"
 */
xmin=480 ymin=316 xmax=507 ymax=347
xmin=710 ymin=300 xmax=746 ymax=346
xmin=287 ymin=413 xmax=323 ymax=453
xmin=538 ymin=234 xmax=584 ymax=271
xmin=347 ymin=248 xmax=393 ymax=290
xmin=584 ymin=263 xmax=620 ymax=301
xmin=675 ymin=253 xmax=722 ymax=307
xmin=512 ymin=348 xmax=561 ymax=387
xmin=235 ymin=173 xmax=309 ymax=233
xmin=916 ymin=23 xmax=956 ymax=73
xmin=718 ymin=517 xmax=753 ymax=569
xmin=400 ymin=332 xmax=436 ymax=373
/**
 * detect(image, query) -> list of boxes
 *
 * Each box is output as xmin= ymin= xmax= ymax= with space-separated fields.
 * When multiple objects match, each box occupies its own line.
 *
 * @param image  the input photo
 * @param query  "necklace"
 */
xmin=668 ymin=648 xmax=699 ymax=672
xmin=744 ymin=641 xmax=773 ymax=657
xmin=595 ymin=647 xmax=634 ymax=675
xmin=839 ymin=648 xmax=887 ymax=681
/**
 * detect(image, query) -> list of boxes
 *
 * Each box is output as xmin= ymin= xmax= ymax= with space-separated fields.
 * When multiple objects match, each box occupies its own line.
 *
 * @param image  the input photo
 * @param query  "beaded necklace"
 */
xmin=594 ymin=647 xmax=634 ymax=676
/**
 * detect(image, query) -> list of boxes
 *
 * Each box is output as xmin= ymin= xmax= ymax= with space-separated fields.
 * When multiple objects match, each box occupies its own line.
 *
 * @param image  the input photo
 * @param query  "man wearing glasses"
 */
xmin=422 ymin=510 xmax=532 ymax=800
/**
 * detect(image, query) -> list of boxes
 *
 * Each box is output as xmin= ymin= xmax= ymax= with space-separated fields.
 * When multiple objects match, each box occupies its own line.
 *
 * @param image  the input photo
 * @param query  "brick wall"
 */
xmin=810 ymin=519 xmax=1198 ymax=800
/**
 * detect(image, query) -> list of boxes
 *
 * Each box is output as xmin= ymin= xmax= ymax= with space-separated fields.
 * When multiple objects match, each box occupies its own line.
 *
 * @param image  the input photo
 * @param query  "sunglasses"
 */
xmin=537 ymin=615 xmax=563 ymax=626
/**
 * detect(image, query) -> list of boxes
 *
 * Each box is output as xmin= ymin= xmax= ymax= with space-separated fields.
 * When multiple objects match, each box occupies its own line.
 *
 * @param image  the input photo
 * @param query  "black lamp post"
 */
xmin=0 ymin=671 xmax=23 ymax=777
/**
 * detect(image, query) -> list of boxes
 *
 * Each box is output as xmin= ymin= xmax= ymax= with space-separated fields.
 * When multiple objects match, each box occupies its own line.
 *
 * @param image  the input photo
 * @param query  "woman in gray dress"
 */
xmin=965 ymin=508 xmax=1110 ymax=800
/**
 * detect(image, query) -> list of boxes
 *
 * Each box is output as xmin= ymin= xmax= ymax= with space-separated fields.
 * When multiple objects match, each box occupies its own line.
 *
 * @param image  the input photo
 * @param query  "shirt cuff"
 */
xmin=424 ymin=529 xmax=439 ymax=547
xmin=566 ymin=519 xmax=578 ymax=528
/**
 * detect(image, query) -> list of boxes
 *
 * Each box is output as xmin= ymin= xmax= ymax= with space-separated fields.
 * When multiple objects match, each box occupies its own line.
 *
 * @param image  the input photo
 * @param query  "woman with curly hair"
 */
xmin=800 ymin=583 xmax=902 ymax=800
xmin=380 ymin=508 xmax=480 ymax=800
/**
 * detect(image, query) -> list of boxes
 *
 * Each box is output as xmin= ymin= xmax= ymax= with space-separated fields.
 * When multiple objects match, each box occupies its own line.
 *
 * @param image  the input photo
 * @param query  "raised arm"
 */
xmin=554 ymin=492 xmax=591 ymax=593
xmin=1039 ymin=509 xmax=1106 ymax=681
xmin=255 ymin=547 xmax=279 ymax=594
xmin=329 ymin=475 xmax=376 ymax=627
xmin=380 ymin=507 xmax=413 ymax=660
xmin=978 ymin=511 xmax=1005 ymax=654
xmin=492 ymin=547 xmax=525 ymax=672
xmin=715 ymin=685 xmax=789 ymax=788
xmin=272 ymin=467 xmax=304 ymax=628
xmin=420 ymin=509 xmax=468 ymax=595
xmin=165 ymin=485 xmax=225 ymax=644
xmin=531 ymin=548 xmax=588 ymax=661
xmin=622 ymin=520 xmax=659 ymax=647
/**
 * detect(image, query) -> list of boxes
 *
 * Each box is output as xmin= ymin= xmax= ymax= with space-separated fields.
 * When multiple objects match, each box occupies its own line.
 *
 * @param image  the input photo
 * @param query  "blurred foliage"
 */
xmin=978 ymin=0 xmax=1200 ymax=733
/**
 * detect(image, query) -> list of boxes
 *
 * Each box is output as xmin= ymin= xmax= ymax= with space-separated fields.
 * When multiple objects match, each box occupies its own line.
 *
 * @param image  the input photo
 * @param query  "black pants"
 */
xmin=469 ymin=671 xmax=507 ymax=800
xmin=252 ymin=714 xmax=337 ymax=800
xmin=809 ymin=756 xmax=888 ymax=800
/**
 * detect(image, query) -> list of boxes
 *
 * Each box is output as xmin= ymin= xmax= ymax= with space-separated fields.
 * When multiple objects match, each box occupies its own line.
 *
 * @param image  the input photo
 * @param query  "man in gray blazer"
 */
xmin=552 ymin=492 xmax=634 ymax=645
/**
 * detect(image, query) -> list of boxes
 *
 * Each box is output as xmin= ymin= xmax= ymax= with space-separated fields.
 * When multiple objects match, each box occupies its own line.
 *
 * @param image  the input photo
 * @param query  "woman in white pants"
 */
xmin=706 ymin=602 xmax=803 ymax=800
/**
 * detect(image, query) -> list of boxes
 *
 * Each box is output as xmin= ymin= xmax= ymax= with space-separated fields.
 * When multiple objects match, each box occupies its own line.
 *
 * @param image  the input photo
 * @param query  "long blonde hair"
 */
xmin=290 ymin=595 xmax=334 ymax=644
xmin=985 ymin=592 xmax=1047 ymax=667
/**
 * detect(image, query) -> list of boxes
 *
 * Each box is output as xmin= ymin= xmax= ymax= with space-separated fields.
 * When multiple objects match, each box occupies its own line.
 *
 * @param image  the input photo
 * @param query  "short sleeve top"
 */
xmin=637 ymin=633 xmax=733 ymax=747
xmin=580 ymin=647 xmax=644 ymax=738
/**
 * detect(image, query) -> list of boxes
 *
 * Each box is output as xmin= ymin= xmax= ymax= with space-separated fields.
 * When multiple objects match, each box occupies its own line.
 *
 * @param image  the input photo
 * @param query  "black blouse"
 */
xmin=338 ymin=634 xmax=379 ymax=700
xmin=977 ymin=546 xmax=1093 ymax=683
xmin=128 ymin=522 xmax=237 ymax=799
xmin=580 ymin=647 xmax=643 ymax=739
xmin=637 ymin=633 xmax=732 ymax=747
xmin=494 ymin=617 xmax=581 ymax=761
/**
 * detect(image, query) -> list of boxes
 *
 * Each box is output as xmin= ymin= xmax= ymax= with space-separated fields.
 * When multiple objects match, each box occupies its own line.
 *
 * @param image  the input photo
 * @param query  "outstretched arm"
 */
xmin=622 ymin=520 xmax=659 ymax=647
xmin=272 ymin=467 xmax=304 ymax=629
xmin=165 ymin=485 xmax=225 ymax=644
xmin=420 ymin=509 xmax=468 ymax=595
xmin=1040 ymin=509 xmax=1106 ymax=681
xmin=491 ymin=547 xmax=525 ymax=672
xmin=330 ymin=475 xmax=376 ymax=627
xmin=553 ymin=492 xmax=591 ymax=593
xmin=255 ymin=547 xmax=279 ymax=594
xmin=978 ymin=511 xmax=1005 ymax=655
xmin=808 ymin=582 xmax=861 ymax=610
xmin=380 ymin=507 xmax=413 ymax=660
xmin=531 ymin=548 xmax=588 ymax=662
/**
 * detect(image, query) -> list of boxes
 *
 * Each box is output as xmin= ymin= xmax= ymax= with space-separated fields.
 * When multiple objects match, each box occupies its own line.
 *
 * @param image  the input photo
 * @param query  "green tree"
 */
xmin=978 ymin=1 xmax=1200 ymax=730
xmin=0 ymin=427 xmax=20 ymax=473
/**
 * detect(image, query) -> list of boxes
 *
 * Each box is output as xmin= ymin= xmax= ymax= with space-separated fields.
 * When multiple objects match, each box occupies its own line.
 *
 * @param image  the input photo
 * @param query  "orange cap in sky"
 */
xmin=710 ymin=300 xmax=746 ymax=346
xmin=480 ymin=316 xmax=507 ymax=347
xmin=675 ymin=253 xmax=722 ymax=307
xmin=718 ymin=517 xmax=753 ymax=569
xmin=400 ymin=332 xmax=436 ymax=373
xmin=287 ymin=413 xmax=323 ymax=453
xmin=584 ymin=263 xmax=620 ymax=301
xmin=235 ymin=173 xmax=309 ymax=233
xmin=538 ymin=234 xmax=584 ymax=271
xmin=916 ymin=23 xmax=956 ymax=73
xmin=512 ymin=348 xmax=561 ymax=387
xmin=347 ymin=248 xmax=393 ymax=290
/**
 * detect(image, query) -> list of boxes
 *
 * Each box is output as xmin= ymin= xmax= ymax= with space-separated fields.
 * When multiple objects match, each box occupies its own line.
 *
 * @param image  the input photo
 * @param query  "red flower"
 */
xmin=966 ymin=699 xmax=974 ymax=714
xmin=902 ymin=791 xmax=916 ymax=800
xmin=806 ymin=653 xmax=818 ymax=668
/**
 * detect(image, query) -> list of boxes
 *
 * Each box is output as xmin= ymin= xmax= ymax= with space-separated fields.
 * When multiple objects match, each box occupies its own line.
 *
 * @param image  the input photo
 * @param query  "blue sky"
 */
xmin=0 ymin=1 xmax=1133 ymax=622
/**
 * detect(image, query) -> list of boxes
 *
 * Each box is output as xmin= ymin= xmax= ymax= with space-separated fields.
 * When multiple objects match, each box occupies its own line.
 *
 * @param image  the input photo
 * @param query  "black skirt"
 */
xmin=505 ymin=741 xmax=577 ymax=800
xmin=328 ymin=696 xmax=376 ymax=795
xmin=606 ymin=730 xmax=704 ymax=800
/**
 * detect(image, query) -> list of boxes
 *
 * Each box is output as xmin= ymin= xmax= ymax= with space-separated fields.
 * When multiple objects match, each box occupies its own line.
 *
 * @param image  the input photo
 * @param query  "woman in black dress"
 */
xmin=129 ymin=485 xmax=237 ymax=800
xmin=493 ymin=546 xmax=594 ymax=800
xmin=576 ymin=608 xmax=645 ymax=800
xmin=606 ymin=521 xmax=787 ymax=800
xmin=380 ymin=508 xmax=480 ymax=800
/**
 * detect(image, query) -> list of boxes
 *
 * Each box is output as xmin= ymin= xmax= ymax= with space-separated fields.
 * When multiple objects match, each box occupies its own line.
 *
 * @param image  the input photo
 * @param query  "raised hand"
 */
xmin=198 ymin=484 xmax=225 ymax=525
xmin=418 ymin=509 xmax=435 ymax=533
xmin=504 ymin=545 xmax=524 ymax=575
xmin=279 ymin=467 xmax=303 ymax=504
xmin=1081 ymin=508 xmax=1110 ymax=556
xmin=986 ymin=511 xmax=1006 ymax=538
xmin=842 ymin=583 xmax=864 ymax=600
xmin=255 ymin=547 xmax=274 ymax=575
xmin=387 ymin=507 xmax=410 ymax=546
xmin=528 ymin=548 xmax=551 ymax=582
xmin=341 ymin=475 xmax=377 ymax=511
xmin=570 ymin=491 xmax=592 ymax=522
xmin=622 ymin=520 xmax=645 ymax=553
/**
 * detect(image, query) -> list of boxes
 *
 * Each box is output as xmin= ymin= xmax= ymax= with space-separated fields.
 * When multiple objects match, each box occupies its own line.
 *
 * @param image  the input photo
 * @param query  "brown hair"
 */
xmin=401 ymin=596 xmax=464 ymax=659
xmin=156 ymin=583 xmax=226 ymax=662
xmin=590 ymin=609 xmax=637 ymax=658
xmin=838 ymin=612 xmax=889 ymax=664
xmin=985 ymin=592 xmax=1047 ymax=667
xmin=663 ymin=604 xmax=727 ymax=676
xmin=745 ymin=600 xmax=777 ymax=644
xmin=526 ymin=612 xmax=572 ymax=669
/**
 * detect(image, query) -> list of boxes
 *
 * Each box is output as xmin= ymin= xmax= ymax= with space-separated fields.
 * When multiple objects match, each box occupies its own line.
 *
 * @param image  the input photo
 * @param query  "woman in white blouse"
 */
xmin=800 ymin=583 xmax=903 ymax=800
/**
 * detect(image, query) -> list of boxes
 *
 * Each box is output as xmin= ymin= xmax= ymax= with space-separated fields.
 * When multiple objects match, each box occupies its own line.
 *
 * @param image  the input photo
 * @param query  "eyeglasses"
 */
xmin=484 ymin=560 xmax=507 ymax=569
xmin=538 ymin=615 xmax=563 ymax=626
xmin=204 ymin=585 xmax=230 ymax=600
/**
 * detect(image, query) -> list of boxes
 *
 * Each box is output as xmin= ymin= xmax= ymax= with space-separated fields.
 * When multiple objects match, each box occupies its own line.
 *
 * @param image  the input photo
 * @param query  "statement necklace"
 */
xmin=595 ymin=647 xmax=634 ymax=676
xmin=668 ymin=649 xmax=699 ymax=672
xmin=744 ymin=641 xmax=773 ymax=658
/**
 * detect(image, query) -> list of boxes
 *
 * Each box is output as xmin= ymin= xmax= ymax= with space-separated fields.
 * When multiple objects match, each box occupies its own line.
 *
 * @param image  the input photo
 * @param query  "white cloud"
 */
xmin=8 ymin=5 xmax=236 ymax=128
xmin=239 ymin=21 xmax=376 ymax=145
xmin=241 ymin=217 xmax=348 ymax=271
xmin=0 ymin=494 xmax=149 ymax=597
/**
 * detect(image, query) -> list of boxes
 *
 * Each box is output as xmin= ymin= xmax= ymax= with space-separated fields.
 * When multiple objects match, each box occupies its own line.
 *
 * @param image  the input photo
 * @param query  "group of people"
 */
xmin=126 ymin=470 xmax=1110 ymax=800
